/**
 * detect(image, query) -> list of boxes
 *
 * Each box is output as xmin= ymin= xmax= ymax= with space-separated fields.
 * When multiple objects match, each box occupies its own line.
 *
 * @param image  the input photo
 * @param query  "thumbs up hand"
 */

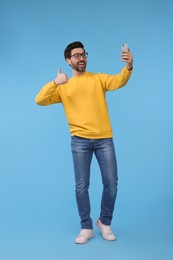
xmin=54 ymin=68 xmax=68 ymax=85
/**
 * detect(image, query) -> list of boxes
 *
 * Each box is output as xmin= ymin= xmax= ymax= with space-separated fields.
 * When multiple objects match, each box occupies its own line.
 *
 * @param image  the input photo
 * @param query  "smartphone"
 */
xmin=121 ymin=43 xmax=128 ymax=51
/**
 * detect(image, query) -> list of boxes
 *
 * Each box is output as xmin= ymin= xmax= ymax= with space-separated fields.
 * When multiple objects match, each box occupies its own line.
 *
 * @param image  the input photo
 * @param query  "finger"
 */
xmin=58 ymin=68 xmax=61 ymax=74
xmin=121 ymin=54 xmax=128 ymax=60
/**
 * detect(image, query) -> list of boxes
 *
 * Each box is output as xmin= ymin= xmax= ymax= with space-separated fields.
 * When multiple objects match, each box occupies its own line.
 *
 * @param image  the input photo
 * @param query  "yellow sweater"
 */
xmin=36 ymin=66 xmax=132 ymax=139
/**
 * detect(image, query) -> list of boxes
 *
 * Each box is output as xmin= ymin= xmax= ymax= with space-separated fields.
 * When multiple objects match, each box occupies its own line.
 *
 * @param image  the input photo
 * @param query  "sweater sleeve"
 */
xmin=98 ymin=66 xmax=133 ymax=91
xmin=35 ymin=81 xmax=62 ymax=106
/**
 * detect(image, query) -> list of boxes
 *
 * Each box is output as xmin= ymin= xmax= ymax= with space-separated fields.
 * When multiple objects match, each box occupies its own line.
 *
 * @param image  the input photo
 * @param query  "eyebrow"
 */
xmin=72 ymin=51 xmax=85 ymax=55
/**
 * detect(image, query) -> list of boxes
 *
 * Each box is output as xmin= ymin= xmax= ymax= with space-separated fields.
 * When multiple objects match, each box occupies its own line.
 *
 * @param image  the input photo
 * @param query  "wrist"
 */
xmin=126 ymin=64 xmax=133 ymax=71
xmin=54 ymin=80 xmax=59 ymax=85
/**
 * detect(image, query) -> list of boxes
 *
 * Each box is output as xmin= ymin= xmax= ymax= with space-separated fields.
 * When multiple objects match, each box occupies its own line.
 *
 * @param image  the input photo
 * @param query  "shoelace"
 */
xmin=78 ymin=230 xmax=89 ymax=237
xmin=103 ymin=226 xmax=113 ymax=236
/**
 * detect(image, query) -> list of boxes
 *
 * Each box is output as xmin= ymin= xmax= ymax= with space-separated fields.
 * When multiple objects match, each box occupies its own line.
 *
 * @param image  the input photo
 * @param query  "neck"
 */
xmin=72 ymin=69 xmax=86 ymax=77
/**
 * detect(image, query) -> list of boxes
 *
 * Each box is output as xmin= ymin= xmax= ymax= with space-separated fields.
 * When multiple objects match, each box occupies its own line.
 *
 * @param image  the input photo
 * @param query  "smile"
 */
xmin=78 ymin=62 xmax=85 ymax=65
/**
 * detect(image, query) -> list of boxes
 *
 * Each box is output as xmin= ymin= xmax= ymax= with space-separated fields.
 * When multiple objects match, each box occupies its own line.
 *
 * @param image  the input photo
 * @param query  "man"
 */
xmin=35 ymin=41 xmax=133 ymax=244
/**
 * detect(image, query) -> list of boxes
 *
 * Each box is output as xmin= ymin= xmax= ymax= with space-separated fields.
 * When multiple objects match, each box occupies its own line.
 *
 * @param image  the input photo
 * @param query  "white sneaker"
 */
xmin=75 ymin=229 xmax=94 ymax=244
xmin=97 ymin=219 xmax=116 ymax=241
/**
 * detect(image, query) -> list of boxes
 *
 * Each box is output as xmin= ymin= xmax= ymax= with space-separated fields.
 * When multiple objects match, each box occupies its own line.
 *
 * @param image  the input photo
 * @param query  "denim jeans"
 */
xmin=71 ymin=136 xmax=118 ymax=229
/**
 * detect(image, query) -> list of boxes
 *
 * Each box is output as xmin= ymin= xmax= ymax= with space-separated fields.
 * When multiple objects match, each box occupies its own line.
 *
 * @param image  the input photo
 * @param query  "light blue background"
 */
xmin=0 ymin=0 xmax=173 ymax=259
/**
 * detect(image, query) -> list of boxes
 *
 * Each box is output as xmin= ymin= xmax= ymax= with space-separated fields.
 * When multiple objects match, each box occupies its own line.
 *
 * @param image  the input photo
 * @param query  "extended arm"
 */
xmin=99 ymin=48 xmax=133 ymax=91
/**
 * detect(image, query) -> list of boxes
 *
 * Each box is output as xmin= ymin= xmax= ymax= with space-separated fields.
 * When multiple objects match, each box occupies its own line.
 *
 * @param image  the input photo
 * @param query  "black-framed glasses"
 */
xmin=70 ymin=52 xmax=88 ymax=60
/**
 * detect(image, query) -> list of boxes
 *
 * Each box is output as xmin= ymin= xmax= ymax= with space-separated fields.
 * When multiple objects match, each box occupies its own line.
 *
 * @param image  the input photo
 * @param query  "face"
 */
xmin=66 ymin=48 xmax=87 ymax=73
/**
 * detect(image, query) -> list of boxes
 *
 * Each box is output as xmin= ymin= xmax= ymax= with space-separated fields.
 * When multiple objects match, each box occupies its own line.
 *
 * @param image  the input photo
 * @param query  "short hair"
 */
xmin=64 ymin=41 xmax=85 ymax=59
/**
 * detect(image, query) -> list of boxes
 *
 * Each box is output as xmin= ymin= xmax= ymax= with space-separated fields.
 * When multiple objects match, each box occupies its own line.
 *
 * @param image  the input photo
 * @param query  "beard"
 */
xmin=70 ymin=60 xmax=87 ymax=72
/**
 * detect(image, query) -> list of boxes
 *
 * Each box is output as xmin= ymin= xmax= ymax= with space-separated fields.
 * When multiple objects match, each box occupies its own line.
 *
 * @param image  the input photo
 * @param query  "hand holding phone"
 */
xmin=121 ymin=43 xmax=133 ymax=70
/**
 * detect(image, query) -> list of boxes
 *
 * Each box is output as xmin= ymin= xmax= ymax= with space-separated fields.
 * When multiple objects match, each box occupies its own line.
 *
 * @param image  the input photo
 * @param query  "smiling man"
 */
xmin=35 ymin=41 xmax=133 ymax=244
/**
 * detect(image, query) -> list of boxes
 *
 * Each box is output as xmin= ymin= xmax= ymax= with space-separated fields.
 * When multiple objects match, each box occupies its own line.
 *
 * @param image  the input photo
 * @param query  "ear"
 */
xmin=66 ymin=58 xmax=71 ymax=66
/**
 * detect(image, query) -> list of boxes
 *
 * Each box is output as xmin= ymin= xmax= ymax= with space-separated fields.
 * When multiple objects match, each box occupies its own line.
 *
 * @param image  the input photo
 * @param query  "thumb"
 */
xmin=58 ymin=68 xmax=61 ymax=74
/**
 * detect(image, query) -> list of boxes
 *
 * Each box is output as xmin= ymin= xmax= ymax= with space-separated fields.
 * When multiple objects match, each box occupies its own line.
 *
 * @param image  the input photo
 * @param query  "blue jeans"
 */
xmin=71 ymin=136 xmax=118 ymax=229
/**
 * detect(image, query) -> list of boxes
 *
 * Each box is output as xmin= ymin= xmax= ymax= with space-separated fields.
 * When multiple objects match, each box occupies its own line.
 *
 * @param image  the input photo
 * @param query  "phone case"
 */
xmin=121 ymin=43 xmax=128 ymax=51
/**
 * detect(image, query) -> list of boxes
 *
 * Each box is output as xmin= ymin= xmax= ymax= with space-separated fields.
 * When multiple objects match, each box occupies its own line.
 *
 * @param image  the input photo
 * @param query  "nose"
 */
xmin=80 ymin=55 xmax=84 ymax=60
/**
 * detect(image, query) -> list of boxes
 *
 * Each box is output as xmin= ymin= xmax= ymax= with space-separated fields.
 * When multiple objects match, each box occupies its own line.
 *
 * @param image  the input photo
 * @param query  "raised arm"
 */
xmin=98 ymin=48 xmax=133 ymax=91
xmin=35 ymin=68 xmax=68 ymax=106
